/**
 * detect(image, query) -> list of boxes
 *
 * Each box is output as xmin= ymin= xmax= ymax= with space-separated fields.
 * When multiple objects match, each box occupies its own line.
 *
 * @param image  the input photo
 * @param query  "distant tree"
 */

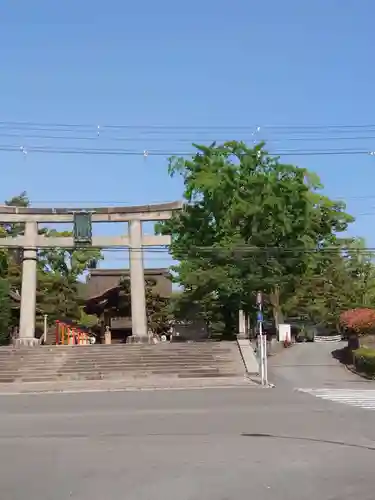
xmin=79 ymin=308 xmax=98 ymax=329
xmin=0 ymin=279 xmax=11 ymax=344
xmin=0 ymin=192 xmax=104 ymax=330
xmin=118 ymin=278 xmax=171 ymax=336
xmin=284 ymin=238 xmax=375 ymax=331
xmin=36 ymin=229 xmax=103 ymax=322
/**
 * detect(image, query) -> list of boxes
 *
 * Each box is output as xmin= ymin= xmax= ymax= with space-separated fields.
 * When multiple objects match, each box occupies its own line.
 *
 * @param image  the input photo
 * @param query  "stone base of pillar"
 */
xmin=237 ymin=332 xmax=247 ymax=340
xmin=126 ymin=335 xmax=151 ymax=344
xmin=13 ymin=338 xmax=40 ymax=348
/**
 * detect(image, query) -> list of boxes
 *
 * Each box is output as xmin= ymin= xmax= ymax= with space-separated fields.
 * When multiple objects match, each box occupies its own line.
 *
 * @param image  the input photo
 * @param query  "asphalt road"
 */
xmin=0 ymin=342 xmax=374 ymax=499
xmin=269 ymin=340 xmax=369 ymax=388
xmin=0 ymin=377 xmax=375 ymax=500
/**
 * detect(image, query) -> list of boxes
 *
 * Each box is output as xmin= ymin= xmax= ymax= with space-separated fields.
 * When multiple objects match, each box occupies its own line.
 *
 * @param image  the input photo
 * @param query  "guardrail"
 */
xmin=314 ymin=334 xmax=342 ymax=343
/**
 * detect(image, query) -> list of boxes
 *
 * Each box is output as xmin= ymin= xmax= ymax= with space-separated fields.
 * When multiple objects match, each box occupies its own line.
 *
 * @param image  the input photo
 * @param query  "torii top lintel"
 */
xmin=0 ymin=201 xmax=184 ymax=223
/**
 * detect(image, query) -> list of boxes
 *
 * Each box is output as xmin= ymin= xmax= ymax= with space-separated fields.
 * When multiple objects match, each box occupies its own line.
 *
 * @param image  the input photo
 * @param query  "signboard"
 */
xmin=73 ymin=212 xmax=92 ymax=245
xmin=278 ymin=324 xmax=291 ymax=342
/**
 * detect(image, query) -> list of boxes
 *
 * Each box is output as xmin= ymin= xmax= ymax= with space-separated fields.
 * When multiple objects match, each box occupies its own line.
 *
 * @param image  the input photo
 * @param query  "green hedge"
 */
xmin=353 ymin=347 xmax=375 ymax=377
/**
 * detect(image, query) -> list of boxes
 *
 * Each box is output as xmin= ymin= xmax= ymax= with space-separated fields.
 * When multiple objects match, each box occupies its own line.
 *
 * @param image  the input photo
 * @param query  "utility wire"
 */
xmin=12 ymin=245 xmax=375 ymax=254
xmin=4 ymin=120 xmax=375 ymax=131
xmin=0 ymin=144 xmax=374 ymax=156
xmin=4 ymin=132 xmax=375 ymax=143
xmin=27 ymin=195 xmax=375 ymax=203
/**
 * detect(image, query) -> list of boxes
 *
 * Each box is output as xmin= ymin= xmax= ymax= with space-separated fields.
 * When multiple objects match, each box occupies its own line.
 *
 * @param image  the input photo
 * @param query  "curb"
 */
xmin=0 ymin=385 xmax=258 ymax=396
xmin=245 ymin=374 xmax=275 ymax=388
xmin=345 ymin=363 xmax=375 ymax=381
xmin=0 ymin=376 xmax=260 ymax=396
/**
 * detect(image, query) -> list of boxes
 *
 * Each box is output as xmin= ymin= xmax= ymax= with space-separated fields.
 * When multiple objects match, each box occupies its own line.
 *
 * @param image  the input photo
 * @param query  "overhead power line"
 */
xmin=28 ymin=194 xmax=375 ymax=204
xmin=0 ymin=144 xmax=374 ymax=157
xmin=3 ymin=120 xmax=375 ymax=131
xmin=4 ymin=131 xmax=375 ymax=143
xmin=18 ymin=245 xmax=375 ymax=254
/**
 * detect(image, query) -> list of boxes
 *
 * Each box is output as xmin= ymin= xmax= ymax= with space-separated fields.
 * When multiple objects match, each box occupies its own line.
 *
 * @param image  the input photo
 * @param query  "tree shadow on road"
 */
xmin=242 ymin=433 xmax=375 ymax=451
xmin=332 ymin=346 xmax=352 ymax=365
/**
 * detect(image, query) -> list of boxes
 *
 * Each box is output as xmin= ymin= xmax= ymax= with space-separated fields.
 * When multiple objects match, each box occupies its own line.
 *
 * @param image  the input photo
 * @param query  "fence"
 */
xmin=314 ymin=334 xmax=342 ymax=343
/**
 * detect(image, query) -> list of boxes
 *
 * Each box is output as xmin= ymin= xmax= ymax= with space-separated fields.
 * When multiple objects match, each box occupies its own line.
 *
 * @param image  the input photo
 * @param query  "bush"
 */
xmin=353 ymin=347 xmax=375 ymax=377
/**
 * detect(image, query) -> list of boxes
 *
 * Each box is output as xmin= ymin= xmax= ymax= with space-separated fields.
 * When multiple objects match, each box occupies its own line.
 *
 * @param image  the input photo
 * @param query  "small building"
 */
xmin=84 ymin=268 xmax=172 ymax=343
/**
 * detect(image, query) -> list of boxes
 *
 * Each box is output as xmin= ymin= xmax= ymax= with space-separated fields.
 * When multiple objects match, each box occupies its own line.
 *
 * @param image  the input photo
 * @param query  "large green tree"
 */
xmin=157 ymin=141 xmax=353 ymax=336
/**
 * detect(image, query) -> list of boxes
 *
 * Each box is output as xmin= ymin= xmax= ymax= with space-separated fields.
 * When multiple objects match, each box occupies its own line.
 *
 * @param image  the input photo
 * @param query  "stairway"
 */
xmin=0 ymin=342 xmax=246 ymax=384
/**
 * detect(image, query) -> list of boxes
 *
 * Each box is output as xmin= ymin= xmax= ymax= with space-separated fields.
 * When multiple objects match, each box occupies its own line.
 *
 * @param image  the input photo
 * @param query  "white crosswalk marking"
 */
xmin=298 ymin=388 xmax=375 ymax=410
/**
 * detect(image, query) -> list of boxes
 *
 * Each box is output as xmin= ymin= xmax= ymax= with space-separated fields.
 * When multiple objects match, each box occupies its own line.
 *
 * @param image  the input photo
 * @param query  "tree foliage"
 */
xmin=284 ymin=238 xmax=375 ymax=330
xmin=36 ymin=229 xmax=102 ymax=323
xmin=119 ymin=278 xmax=171 ymax=336
xmin=79 ymin=308 xmax=99 ymax=329
xmin=0 ymin=278 xmax=11 ymax=344
xmin=157 ymin=141 xmax=355 ymax=336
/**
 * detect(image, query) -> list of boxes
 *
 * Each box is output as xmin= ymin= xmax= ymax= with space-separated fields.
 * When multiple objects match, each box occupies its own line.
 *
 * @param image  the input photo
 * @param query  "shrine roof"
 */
xmin=84 ymin=268 xmax=172 ymax=302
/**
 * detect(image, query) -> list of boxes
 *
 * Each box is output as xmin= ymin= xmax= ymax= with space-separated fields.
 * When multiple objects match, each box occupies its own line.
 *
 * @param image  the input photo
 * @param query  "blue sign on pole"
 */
xmin=257 ymin=311 xmax=263 ymax=322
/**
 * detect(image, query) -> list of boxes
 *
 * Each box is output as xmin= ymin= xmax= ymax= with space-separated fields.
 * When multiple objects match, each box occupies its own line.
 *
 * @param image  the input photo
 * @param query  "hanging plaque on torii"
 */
xmin=73 ymin=211 xmax=92 ymax=246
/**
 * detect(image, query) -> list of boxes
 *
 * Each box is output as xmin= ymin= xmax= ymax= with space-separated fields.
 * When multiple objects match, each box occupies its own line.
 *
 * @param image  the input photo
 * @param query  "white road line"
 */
xmin=298 ymin=388 xmax=375 ymax=410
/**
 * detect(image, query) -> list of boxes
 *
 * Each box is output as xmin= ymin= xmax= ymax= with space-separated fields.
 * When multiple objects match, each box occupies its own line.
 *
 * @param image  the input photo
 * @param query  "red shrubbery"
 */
xmin=340 ymin=308 xmax=375 ymax=335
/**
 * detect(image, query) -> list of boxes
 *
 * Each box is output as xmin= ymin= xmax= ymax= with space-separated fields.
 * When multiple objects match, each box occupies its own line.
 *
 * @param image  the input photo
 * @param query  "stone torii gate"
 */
xmin=0 ymin=202 xmax=182 ymax=347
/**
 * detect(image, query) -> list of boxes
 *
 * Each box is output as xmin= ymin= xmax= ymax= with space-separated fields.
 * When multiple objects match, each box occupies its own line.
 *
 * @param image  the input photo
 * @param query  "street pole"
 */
xmin=43 ymin=314 xmax=48 ymax=344
xmin=256 ymin=291 xmax=268 ymax=386
xmin=256 ymin=292 xmax=264 ymax=385
xmin=263 ymin=325 xmax=268 ymax=385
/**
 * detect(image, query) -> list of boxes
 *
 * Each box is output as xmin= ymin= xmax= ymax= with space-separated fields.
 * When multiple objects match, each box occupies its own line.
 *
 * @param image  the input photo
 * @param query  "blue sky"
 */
xmin=1 ymin=0 xmax=375 ymax=269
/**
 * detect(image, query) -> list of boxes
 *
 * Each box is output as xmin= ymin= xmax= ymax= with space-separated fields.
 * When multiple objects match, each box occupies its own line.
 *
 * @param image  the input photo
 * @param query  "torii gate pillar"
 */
xmin=17 ymin=222 xmax=39 ymax=347
xmin=128 ymin=219 xmax=148 ymax=342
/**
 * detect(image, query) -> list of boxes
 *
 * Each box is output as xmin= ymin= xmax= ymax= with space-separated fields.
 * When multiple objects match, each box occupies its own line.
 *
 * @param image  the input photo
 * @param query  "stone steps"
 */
xmin=0 ymin=342 xmax=245 ymax=384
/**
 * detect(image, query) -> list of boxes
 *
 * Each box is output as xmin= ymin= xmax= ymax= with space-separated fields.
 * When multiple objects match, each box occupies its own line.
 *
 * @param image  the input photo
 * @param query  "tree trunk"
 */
xmin=270 ymin=285 xmax=284 ymax=331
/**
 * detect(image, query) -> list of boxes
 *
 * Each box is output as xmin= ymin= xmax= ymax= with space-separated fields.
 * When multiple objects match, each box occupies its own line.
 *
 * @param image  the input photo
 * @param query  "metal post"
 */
xmin=256 ymin=292 xmax=264 ymax=385
xmin=43 ymin=314 xmax=48 ymax=344
xmin=256 ymin=292 xmax=269 ymax=385
xmin=263 ymin=331 xmax=268 ymax=385
xmin=259 ymin=314 xmax=265 ymax=385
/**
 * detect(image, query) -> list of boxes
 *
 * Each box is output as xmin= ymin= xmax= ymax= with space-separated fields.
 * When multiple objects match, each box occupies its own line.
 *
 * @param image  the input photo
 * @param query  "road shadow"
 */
xmin=242 ymin=433 xmax=375 ymax=451
xmin=332 ymin=336 xmax=360 ymax=366
xmin=332 ymin=346 xmax=352 ymax=365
